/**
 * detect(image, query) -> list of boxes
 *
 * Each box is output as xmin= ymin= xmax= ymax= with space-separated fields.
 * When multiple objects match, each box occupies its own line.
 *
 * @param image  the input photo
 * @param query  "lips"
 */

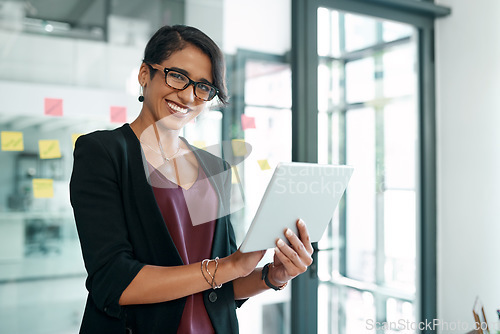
xmin=166 ymin=100 xmax=190 ymax=116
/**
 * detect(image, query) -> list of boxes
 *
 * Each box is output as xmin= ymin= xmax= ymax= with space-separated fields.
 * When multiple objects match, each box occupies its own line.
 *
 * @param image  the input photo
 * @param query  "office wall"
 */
xmin=435 ymin=0 xmax=500 ymax=331
xmin=185 ymin=0 xmax=291 ymax=55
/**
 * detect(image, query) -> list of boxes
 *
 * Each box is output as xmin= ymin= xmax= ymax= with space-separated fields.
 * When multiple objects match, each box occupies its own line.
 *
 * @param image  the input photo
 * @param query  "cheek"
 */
xmin=192 ymin=104 xmax=206 ymax=117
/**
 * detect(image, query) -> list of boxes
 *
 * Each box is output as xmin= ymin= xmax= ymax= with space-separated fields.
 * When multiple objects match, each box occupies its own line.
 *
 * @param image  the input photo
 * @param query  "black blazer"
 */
xmin=70 ymin=124 xmax=243 ymax=334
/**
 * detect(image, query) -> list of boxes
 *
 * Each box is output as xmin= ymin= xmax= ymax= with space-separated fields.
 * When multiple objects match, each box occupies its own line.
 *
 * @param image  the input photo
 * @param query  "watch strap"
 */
xmin=262 ymin=263 xmax=287 ymax=291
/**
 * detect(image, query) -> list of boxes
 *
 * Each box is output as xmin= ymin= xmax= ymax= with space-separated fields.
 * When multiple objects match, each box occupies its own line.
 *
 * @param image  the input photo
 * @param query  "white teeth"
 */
xmin=167 ymin=101 xmax=188 ymax=114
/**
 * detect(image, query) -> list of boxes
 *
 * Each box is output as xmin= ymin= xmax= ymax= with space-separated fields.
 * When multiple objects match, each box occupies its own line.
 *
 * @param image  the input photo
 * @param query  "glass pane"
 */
xmin=317 ymin=215 xmax=340 ymax=279
xmin=0 ymin=1 xmax=293 ymax=333
xmin=384 ymin=190 xmax=416 ymax=291
xmin=0 ymin=115 xmax=110 ymax=334
xmin=383 ymin=44 xmax=417 ymax=98
xmin=331 ymin=111 xmax=340 ymax=165
xmin=317 ymin=7 xmax=331 ymax=57
xmin=346 ymin=108 xmax=376 ymax=282
xmin=317 ymin=8 xmax=340 ymax=57
xmin=386 ymin=298 xmax=416 ymax=333
xmin=237 ymin=60 xmax=292 ymax=334
xmin=318 ymin=60 xmax=342 ymax=112
xmin=239 ymin=106 xmax=292 ymax=238
xmin=317 ymin=7 xmax=418 ymax=334
xmin=318 ymin=111 xmax=329 ymax=164
xmin=245 ymin=61 xmax=291 ymax=109
xmin=318 ymin=283 xmax=340 ymax=334
xmin=345 ymin=57 xmax=375 ymax=104
xmin=344 ymin=13 xmax=377 ymax=52
xmin=330 ymin=11 xmax=341 ymax=57
xmin=383 ymin=20 xmax=414 ymax=42
xmin=318 ymin=63 xmax=330 ymax=113
xmin=384 ymin=101 xmax=417 ymax=190
xmin=318 ymin=109 xmax=340 ymax=166
xmin=344 ymin=289 xmax=376 ymax=333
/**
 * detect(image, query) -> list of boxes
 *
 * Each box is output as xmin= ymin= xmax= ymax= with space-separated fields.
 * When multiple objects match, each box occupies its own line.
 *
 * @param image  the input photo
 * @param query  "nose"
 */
xmin=177 ymin=83 xmax=196 ymax=104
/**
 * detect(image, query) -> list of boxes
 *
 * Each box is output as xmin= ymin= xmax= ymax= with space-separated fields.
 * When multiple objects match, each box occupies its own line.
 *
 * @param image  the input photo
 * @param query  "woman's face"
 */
xmin=139 ymin=43 xmax=213 ymax=131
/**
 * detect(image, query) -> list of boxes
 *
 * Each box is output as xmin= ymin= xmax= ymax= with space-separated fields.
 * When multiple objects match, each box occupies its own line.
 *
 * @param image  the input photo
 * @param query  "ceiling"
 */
xmin=6 ymin=0 xmax=169 ymax=40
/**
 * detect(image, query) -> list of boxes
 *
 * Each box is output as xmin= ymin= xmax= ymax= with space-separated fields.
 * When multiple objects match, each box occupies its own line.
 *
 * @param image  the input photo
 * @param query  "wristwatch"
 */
xmin=262 ymin=263 xmax=288 ymax=291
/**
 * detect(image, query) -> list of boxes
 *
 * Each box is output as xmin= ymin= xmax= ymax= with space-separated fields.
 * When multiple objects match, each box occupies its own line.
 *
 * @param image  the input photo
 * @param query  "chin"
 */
xmin=156 ymin=116 xmax=189 ymax=131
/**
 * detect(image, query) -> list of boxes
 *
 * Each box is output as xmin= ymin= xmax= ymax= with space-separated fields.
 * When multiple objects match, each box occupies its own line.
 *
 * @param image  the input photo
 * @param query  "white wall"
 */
xmin=185 ymin=0 xmax=224 ymax=49
xmin=222 ymin=0 xmax=291 ymax=55
xmin=436 ymin=0 xmax=500 ymax=331
xmin=0 ymin=29 xmax=144 ymax=92
xmin=185 ymin=0 xmax=291 ymax=56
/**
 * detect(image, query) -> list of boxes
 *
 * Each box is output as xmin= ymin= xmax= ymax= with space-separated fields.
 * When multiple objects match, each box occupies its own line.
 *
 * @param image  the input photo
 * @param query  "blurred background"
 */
xmin=0 ymin=0 xmax=498 ymax=333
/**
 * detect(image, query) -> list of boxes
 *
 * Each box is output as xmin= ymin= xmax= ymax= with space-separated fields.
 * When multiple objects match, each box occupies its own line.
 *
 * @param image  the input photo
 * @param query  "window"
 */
xmin=317 ymin=8 xmax=418 ymax=333
xmin=232 ymin=52 xmax=293 ymax=334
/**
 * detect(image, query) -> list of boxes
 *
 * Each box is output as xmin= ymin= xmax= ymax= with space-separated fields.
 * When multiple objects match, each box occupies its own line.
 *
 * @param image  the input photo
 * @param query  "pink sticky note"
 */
xmin=241 ymin=114 xmax=256 ymax=130
xmin=44 ymin=98 xmax=63 ymax=116
xmin=110 ymin=106 xmax=127 ymax=123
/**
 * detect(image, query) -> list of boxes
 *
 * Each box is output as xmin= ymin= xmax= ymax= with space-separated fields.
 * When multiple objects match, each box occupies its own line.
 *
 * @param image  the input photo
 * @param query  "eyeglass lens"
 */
xmin=165 ymin=71 xmax=216 ymax=101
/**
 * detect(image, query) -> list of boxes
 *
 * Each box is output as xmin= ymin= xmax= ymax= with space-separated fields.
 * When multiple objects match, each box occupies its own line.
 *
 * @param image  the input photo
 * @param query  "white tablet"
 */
xmin=239 ymin=162 xmax=353 ymax=253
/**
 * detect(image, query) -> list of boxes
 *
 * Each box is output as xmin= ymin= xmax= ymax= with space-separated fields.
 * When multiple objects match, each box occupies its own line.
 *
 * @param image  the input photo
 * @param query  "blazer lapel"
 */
xmin=121 ymin=124 xmax=184 ymax=265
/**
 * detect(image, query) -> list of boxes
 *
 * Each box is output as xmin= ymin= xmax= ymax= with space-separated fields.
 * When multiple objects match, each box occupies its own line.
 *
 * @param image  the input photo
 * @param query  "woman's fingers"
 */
xmin=274 ymin=241 xmax=306 ymax=277
xmin=273 ymin=219 xmax=314 ymax=279
xmin=282 ymin=230 xmax=313 ymax=267
xmin=296 ymin=219 xmax=314 ymax=255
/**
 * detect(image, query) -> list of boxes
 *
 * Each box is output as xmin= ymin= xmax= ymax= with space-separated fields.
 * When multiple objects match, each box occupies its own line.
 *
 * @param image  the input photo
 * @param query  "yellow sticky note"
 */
xmin=1 ymin=131 xmax=24 ymax=151
xmin=231 ymin=166 xmax=239 ymax=184
xmin=39 ymin=140 xmax=61 ymax=159
xmin=192 ymin=140 xmax=207 ymax=149
xmin=257 ymin=159 xmax=271 ymax=171
xmin=71 ymin=134 xmax=83 ymax=149
xmin=231 ymin=139 xmax=247 ymax=157
xmin=33 ymin=179 xmax=54 ymax=198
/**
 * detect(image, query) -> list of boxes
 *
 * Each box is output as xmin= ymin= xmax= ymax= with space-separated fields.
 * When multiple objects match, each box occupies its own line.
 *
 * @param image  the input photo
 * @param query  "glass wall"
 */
xmin=0 ymin=0 xmax=291 ymax=333
xmin=316 ymin=8 xmax=418 ymax=334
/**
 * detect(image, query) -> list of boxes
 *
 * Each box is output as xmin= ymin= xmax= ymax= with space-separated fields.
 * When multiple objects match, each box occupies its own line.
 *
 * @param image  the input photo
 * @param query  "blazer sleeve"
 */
xmin=70 ymin=134 xmax=145 ymax=319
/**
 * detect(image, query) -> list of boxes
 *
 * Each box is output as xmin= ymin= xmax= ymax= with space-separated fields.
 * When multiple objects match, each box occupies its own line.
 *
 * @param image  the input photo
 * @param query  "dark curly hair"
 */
xmin=143 ymin=25 xmax=228 ymax=105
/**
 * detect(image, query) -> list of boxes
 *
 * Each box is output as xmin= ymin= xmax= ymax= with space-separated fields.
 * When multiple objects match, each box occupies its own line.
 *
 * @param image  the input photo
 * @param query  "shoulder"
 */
xmin=77 ymin=125 xmax=129 ymax=147
xmin=75 ymin=124 xmax=134 ymax=157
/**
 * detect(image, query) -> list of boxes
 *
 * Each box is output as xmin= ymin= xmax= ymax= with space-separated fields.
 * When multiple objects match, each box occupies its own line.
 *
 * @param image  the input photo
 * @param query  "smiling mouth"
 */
xmin=167 ymin=101 xmax=189 ymax=114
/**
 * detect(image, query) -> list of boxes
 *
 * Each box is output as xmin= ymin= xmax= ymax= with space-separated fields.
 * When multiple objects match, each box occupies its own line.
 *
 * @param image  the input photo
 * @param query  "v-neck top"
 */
xmin=148 ymin=162 xmax=218 ymax=334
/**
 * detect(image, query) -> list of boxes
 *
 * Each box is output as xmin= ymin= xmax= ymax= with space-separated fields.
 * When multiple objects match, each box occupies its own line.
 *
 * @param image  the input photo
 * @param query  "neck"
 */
xmin=131 ymin=110 xmax=182 ymax=157
xmin=153 ymin=123 xmax=181 ymax=156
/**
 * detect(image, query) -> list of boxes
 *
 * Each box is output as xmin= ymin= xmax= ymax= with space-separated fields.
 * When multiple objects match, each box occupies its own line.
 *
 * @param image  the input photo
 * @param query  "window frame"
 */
xmin=290 ymin=0 xmax=451 ymax=333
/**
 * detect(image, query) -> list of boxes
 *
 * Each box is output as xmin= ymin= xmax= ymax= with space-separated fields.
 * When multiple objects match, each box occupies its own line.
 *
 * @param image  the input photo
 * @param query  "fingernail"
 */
xmin=298 ymin=219 xmax=305 ymax=226
xmin=285 ymin=228 xmax=293 ymax=237
xmin=277 ymin=239 xmax=285 ymax=247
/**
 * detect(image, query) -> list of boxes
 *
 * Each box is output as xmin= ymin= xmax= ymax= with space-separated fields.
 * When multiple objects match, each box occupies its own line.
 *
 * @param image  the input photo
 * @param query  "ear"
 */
xmin=138 ymin=62 xmax=150 ymax=86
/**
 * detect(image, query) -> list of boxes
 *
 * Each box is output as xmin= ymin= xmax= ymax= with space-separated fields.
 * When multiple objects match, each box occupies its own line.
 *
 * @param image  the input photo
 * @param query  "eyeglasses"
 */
xmin=148 ymin=64 xmax=219 ymax=102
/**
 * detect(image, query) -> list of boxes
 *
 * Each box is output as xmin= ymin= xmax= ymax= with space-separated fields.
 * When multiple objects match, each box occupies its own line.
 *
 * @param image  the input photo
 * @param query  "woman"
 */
xmin=70 ymin=25 xmax=313 ymax=334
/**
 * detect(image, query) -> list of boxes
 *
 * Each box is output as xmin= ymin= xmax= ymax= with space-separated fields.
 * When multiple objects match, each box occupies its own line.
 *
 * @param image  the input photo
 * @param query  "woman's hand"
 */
xmin=268 ymin=219 xmax=314 ymax=287
xmin=229 ymin=248 xmax=266 ymax=278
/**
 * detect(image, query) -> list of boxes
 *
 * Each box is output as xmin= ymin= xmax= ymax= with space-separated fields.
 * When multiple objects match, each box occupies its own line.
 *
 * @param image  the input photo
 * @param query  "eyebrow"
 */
xmin=169 ymin=67 xmax=213 ymax=85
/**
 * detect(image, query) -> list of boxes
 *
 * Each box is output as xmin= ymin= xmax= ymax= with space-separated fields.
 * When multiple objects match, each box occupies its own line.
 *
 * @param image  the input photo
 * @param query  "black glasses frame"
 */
xmin=147 ymin=63 xmax=219 ymax=101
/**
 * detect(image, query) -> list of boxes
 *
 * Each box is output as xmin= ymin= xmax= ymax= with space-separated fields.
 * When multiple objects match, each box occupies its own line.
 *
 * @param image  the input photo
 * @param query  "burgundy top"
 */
xmin=149 ymin=162 xmax=218 ymax=334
